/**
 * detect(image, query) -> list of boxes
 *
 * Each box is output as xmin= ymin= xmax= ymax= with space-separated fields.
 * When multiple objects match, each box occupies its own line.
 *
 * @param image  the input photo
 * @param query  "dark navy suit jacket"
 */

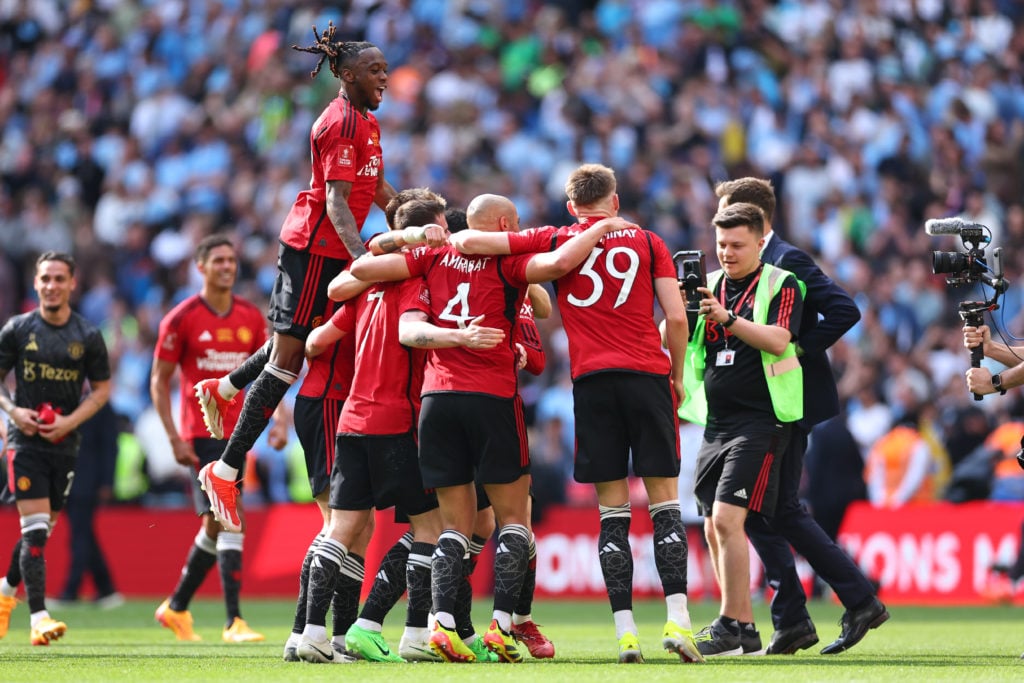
xmin=760 ymin=234 xmax=860 ymax=428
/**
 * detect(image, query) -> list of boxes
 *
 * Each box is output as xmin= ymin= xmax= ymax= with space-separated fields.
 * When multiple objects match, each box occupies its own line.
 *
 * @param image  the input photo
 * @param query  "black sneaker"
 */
xmin=740 ymin=624 xmax=765 ymax=655
xmin=695 ymin=618 xmax=744 ymax=657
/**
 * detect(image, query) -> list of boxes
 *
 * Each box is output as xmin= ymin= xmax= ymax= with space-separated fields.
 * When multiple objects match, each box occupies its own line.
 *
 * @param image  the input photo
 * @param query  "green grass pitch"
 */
xmin=1 ymin=599 xmax=1021 ymax=681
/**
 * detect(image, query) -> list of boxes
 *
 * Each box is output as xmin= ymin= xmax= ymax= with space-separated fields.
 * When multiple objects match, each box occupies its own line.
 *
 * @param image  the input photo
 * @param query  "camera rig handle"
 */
xmin=959 ymin=302 xmax=987 ymax=401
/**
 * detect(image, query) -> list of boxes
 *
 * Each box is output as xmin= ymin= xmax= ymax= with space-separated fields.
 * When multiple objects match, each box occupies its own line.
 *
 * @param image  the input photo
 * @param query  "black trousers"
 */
xmin=744 ymin=427 xmax=875 ymax=629
xmin=59 ymin=496 xmax=116 ymax=599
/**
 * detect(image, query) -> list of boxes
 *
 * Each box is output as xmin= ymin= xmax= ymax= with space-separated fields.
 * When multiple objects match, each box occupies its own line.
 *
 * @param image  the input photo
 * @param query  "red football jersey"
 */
xmin=300 ymin=300 xmax=353 ymax=401
xmin=298 ymin=331 xmax=354 ymax=401
xmin=279 ymin=93 xmax=383 ymax=257
xmin=154 ymin=295 xmax=268 ymax=440
xmin=508 ymin=220 xmax=674 ymax=379
xmin=515 ymin=299 xmax=545 ymax=376
xmin=403 ymin=245 xmax=532 ymax=398
xmin=333 ymin=279 xmax=426 ymax=435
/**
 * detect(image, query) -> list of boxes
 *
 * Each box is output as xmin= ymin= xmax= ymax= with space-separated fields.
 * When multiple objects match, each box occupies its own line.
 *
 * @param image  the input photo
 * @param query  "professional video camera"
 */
xmin=930 ymin=219 xmax=993 ymax=286
xmin=926 ymin=217 xmax=1009 ymax=400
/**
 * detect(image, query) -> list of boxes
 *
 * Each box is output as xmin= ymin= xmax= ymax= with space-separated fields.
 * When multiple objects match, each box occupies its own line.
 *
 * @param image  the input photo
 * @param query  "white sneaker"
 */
xmin=95 ymin=592 xmax=125 ymax=610
xmin=400 ymin=631 xmax=442 ymax=662
xmin=297 ymin=634 xmax=356 ymax=663
xmin=283 ymin=633 xmax=301 ymax=662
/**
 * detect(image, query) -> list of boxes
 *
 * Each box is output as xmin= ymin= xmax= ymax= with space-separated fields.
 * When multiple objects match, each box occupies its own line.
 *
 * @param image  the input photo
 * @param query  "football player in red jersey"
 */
xmin=442 ymin=207 xmax=555 ymax=660
xmin=282 ymin=189 xmax=447 ymax=663
xmin=150 ymin=235 xmax=269 ymax=644
xmin=447 ymin=164 xmax=701 ymax=664
xmin=350 ymin=193 xmax=626 ymax=662
xmin=195 ymin=23 xmax=397 ymax=533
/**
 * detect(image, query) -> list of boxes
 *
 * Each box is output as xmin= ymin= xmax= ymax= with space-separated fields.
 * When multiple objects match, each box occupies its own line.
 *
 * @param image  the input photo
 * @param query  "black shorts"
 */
xmin=418 ymin=393 xmax=529 ymax=489
xmin=189 ymin=438 xmax=242 ymax=516
xmin=329 ymin=432 xmax=438 ymax=517
xmin=8 ymin=447 xmax=76 ymax=512
xmin=572 ymin=372 xmax=681 ymax=484
xmin=294 ymin=395 xmax=342 ymax=498
xmin=694 ymin=423 xmax=790 ymax=518
xmin=267 ymin=243 xmax=348 ymax=340
xmin=476 ymin=482 xmax=490 ymax=511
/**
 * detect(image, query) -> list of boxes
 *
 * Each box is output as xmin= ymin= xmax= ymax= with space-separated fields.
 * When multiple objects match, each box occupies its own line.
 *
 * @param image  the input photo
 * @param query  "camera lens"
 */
xmin=932 ymin=251 xmax=968 ymax=275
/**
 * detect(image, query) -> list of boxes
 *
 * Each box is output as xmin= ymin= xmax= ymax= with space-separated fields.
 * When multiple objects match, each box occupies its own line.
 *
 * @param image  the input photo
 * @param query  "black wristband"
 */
xmin=992 ymin=373 xmax=1007 ymax=396
xmin=723 ymin=310 xmax=737 ymax=328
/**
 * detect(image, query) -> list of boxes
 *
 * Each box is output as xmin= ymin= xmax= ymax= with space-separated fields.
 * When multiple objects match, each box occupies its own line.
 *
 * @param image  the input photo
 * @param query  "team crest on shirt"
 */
xmin=311 ymin=315 xmax=323 ymax=328
xmin=369 ymin=132 xmax=379 ymax=147
xmin=17 ymin=476 xmax=30 ymax=492
xmin=67 ymin=342 xmax=84 ymax=360
xmin=338 ymin=144 xmax=354 ymax=168
xmin=216 ymin=328 xmax=234 ymax=343
xmin=237 ymin=327 xmax=253 ymax=345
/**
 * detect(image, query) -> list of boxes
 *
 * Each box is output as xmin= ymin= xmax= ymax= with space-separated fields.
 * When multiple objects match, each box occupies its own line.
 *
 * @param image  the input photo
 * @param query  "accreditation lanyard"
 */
xmin=717 ymin=266 xmax=763 ymax=321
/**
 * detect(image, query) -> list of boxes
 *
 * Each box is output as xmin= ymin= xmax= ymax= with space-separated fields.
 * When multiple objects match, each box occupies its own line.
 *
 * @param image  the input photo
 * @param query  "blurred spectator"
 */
xmin=528 ymin=415 xmax=570 ymax=521
xmin=0 ymin=1 xmax=1022 ymax=508
xmin=804 ymin=415 xmax=867 ymax=541
xmin=986 ymin=422 xmax=1024 ymax=502
xmin=52 ymin=403 xmax=122 ymax=608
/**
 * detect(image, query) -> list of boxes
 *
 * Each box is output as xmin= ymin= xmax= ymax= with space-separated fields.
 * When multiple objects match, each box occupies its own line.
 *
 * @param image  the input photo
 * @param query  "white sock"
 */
xmin=613 ymin=609 xmax=637 ymax=640
xmin=492 ymin=610 xmax=512 ymax=632
xmin=512 ymin=613 xmax=531 ymax=626
xmin=403 ymin=625 xmax=429 ymax=642
xmin=30 ymin=610 xmax=50 ymax=628
xmin=0 ymin=577 xmax=16 ymax=597
xmin=218 ymin=377 xmax=239 ymax=400
xmin=667 ymin=593 xmax=691 ymax=629
xmin=212 ymin=461 xmax=239 ymax=480
xmin=354 ymin=618 xmax=381 ymax=632
xmin=302 ymin=624 xmax=328 ymax=642
xmin=434 ymin=611 xmax=456 ymax=629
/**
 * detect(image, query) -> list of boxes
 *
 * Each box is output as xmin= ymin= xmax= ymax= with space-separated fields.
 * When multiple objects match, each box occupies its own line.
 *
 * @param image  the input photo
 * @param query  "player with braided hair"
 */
xmin=195 ymin=22 xmax=396 ymax=534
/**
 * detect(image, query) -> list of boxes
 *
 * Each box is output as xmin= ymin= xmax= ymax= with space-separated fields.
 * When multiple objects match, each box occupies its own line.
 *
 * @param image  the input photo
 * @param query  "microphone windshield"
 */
xmin=925 ymin=218 xmax=967 ymax=236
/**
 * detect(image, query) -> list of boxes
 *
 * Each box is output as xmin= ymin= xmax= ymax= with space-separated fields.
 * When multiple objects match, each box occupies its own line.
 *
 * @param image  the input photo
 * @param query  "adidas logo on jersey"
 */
xmin=199 ymin=330 xmax=213 ymax=342
xmin=733 ymin=488 xmax=748 ymax=500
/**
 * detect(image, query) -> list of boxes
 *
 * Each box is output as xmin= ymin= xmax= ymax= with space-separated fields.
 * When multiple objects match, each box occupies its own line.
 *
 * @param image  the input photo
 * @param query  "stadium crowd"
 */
xmin=2 ymin=0 xmax=1024 ymax=519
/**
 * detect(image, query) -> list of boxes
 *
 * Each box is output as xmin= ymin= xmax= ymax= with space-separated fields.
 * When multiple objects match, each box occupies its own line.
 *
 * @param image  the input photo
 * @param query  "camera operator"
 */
xmin=714 ymin=178 xmax=885 ymax=656
xmin=962 ymin=324 xmax=1022 ymax=396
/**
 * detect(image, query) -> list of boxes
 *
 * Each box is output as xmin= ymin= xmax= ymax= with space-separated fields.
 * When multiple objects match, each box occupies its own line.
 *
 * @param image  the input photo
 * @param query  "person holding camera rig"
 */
xmin=714 ymin=178 xmax=886 ymax=656
xmin=962 ymin=324 xmax=1024 ymax=399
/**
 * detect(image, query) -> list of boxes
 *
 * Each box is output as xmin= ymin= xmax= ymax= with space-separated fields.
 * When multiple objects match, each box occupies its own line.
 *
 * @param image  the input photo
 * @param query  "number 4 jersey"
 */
xmin=403 ymin=245 xmax=533 ymax=399
xmin=507 ymin=220 xmax=675 ymax=380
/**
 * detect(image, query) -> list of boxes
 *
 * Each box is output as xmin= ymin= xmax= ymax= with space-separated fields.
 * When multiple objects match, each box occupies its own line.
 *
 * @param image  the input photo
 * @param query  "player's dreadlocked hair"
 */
xmin=291 ymin=21 xmax=375 ymax=79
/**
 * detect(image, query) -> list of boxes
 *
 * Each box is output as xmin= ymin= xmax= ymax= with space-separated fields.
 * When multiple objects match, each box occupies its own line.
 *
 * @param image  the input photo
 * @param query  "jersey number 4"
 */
xmin=567 ymin=246 xmax=639 ymax=309
xmin=438 ymin=282 xmax=476 ymax=328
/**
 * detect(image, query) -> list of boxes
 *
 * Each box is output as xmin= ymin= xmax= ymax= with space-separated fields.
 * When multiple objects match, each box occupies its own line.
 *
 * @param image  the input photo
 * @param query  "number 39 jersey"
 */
xmin=403 ymin=245 xmax=532 ymax=398
xmin=508 ymin=219 xmax=675 ymax=380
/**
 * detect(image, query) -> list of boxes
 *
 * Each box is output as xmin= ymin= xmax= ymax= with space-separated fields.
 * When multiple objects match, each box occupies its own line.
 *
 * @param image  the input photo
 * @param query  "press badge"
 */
xmin=716 ymin=350 xmax=735 ymax=366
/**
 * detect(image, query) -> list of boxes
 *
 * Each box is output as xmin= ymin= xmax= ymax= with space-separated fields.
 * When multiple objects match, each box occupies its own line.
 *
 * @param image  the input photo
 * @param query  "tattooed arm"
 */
xmin=326 ymin=179 xmax=368 ymax=259
xmin=398 ymin=310 xmax=504 ymax=350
